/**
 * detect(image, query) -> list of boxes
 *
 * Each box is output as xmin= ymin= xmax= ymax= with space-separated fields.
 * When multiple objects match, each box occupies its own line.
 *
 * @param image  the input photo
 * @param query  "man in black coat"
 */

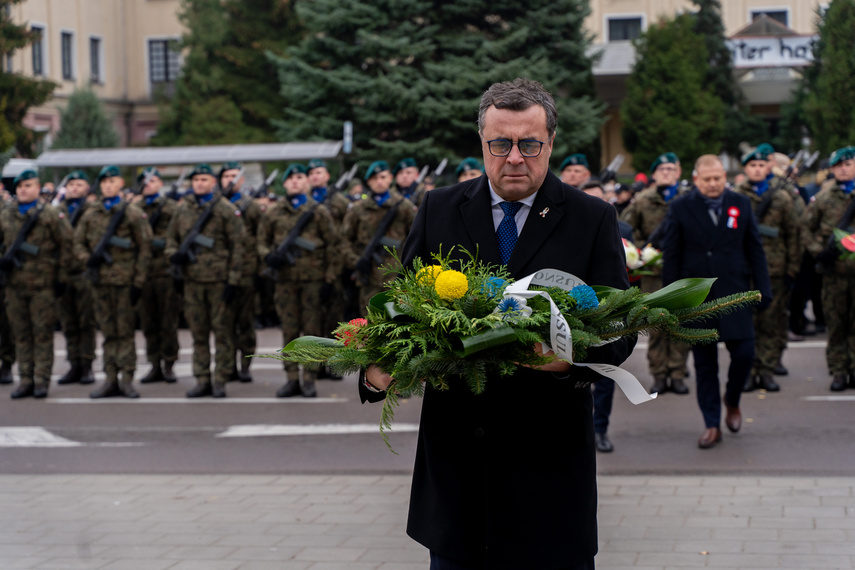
xmin=662 ymin=155 xmax=772 ymax=449
xmin=360 ymin=78 xmax=636 ymax=570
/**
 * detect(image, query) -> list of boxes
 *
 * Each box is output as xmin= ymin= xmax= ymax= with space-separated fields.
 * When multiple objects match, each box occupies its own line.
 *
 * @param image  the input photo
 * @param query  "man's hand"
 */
xmin=366 ymin=365 xmax=393 ymax=391
xmin=520 ymin=343 xmax=572 ymax=373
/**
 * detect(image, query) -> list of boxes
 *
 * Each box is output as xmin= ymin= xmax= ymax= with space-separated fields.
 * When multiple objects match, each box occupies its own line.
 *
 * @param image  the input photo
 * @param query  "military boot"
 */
xmin=650 ymin=375 xmax=668 ymax=395
xmin=139 ymin=364 xmax=164 ymax=384
xmin=90 ymin=378 xmax=122 ymax=399
xmin=773 ymin=358 xmax=788 ymax=376
xmin=56 ymin=362 xmax=81 ymax=385
xmin=0 ymin=361 xmax=13 ymax=384
xmin=78 ymin=360 xmax=95 ymax=385
xmin=757 ymin=374 xmax=780 ymax=392
xmin=830 ymin=373 xmax=847 ymax=392
xmin=670 ymin=377 xmax=689 ymax=395
xmin=10 ymin=379 xmax=34 ymax=399
xmin=238 ymin=356 xmax=252 ymax=383
xmin=119 ymin=372 xmax=140 ymax=399
xmin=186 ymin=378 xmax=212 ymax=398
xmin=162 ymin=361 xmax=177 ymax=383
xmin=276 ymin=378 xmax=302 ymax=398
xmin=301 ymin=380 xmax=317 ymax=398
xmin=211 ymin=382 xmax=226 ymax=398
xmin=743 ymin=374 xmax=757 ymax=393
xmin=33 ymin=378 xmax=49 ymax=399
xmin=228 ymin=364 xmax=240 ymax=382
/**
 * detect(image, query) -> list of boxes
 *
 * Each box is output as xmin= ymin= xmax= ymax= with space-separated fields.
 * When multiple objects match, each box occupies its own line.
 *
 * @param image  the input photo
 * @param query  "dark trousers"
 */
xmin=692 ymin=339 xmax=754 ymax=429
xmin=429 ymin=552 xmax=594 ymax=570
xmin=592 ymin=378 xmax=614 ymax=434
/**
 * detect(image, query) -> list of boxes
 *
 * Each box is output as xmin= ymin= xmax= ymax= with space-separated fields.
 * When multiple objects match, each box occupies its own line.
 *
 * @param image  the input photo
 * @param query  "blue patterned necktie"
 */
xmin=497 ymin=201 xmax=523 ymax=265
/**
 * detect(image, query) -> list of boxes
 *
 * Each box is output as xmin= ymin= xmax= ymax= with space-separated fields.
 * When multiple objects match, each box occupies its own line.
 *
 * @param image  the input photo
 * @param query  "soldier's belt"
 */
xmin=193 ymin=234 xmax=215 ymax=249
xmin=378 ymin=236 xmax=401 ymax=249
xmin=293 ymin=236 xmax=317 ymax=252
xmin=758 ymin=225 xmax=780 ymax=239
xmin=151 ymin=238 xmax=166 ymax=250
xmin=19 ymin=242 xmax=39 ymax=256
xmin=108 ymin=236 xmax=132 ymax=249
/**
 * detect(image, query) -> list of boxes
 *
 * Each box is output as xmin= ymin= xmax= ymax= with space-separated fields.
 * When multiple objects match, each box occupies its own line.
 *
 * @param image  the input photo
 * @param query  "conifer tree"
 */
xmin=621 ymin=14 xmax=725 ymax=172
xmin=52 ymin=88 xmax=119 ymax=149
xmin=270 ymin=0 xmax=603 ymax=169
xmin=802 ymin=0 xmax=855 ymax=156
xmin=0 ymin=0 xmax=56 ymax=156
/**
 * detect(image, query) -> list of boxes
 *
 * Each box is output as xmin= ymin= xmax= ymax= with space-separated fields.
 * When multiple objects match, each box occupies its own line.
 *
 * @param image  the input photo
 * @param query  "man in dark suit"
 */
xmin=361 ymin=78 xmax=636 ymax=570
xmin=662 ymin=155 xmax=772 ymax=449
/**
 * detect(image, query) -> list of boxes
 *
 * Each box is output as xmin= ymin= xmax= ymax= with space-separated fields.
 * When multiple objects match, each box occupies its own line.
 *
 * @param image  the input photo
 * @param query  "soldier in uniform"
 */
xmin=74 ymin=165 xmax=152 ymax=398
xmin=341 ymin=161 xmax=416 ymax=310
xmin=56 ymin=170 xmax=97 ymax=386
xmin=0 ymin=182 xmax=16 ymax=385
xmin=558 ymin=154 xmax=591 ymax=188
xmin=132 ymin=167 xmax=180 ymax=385
xmin=393 ymin=158 xmax=426 ymax=207
xmin=258 ymin=164 xmax=338 ymax=398
xmin=165 ymin=163 xmax=243 ymax=398
xmin=801 ymin=146 xmax=855 ymax=392
xmin=734 ymin=144 xmax=801 ymax=392
xmin=456 ymin=157 xmax=484 ymax=183
xmin=0 ymin=169 xmax=72 ymax=398
xmin=219 ymin=161 xmax=260 ymax=383
xmin=621 ymin=152 xmax=690 ymax=394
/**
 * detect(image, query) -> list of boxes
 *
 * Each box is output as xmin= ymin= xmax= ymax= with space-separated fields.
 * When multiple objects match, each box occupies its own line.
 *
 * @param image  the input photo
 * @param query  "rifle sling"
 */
xmin=275 ymin=206 xmax=318 ymax=256
xmin=178 ymin=197 xmax=221 ymax=253
xmin=4 ymin=206 xmax=44 ymax=261
xmin=836 ymin=194 xmax=855 ymax=231
xmin=358 ymin=200 xmax=403 ymax=265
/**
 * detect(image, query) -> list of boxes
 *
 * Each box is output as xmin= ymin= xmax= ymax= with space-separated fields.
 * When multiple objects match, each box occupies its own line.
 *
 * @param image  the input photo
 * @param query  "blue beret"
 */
xmin=98 ymin=165 xmax=121 ymax=180
xmin=283 ymin=164 xmax=307 ymax=180
xmin=560 ymin=154 xmax=589 ymax=171
xmin=136 ymin=166 xmax=161 ymax=184
xmin=307 ymin=159 xmax=327 ymax=171
xmin=455 ymin=157 xmax=483 ymax=176
xmin=364 ymin=160 xmax=390 ymax=181
xmin=741 ymin=143 xmax=775 ymax=165
xmin=190 ymin=163 xmax=215 ymax=178
xmin=67 ymin=170 xmax=90 ymax=183
xmin=218 ymin=161 xmax=242 ymax=179
xmin=649 ymin=152 xmax=679 ymax=173
xmin=393 ymin=158 xmax=418 ymax=175
xmin=13 ymin=168 xmax=38 ymax=188
xmin=830 ymin=146 xmax=855 ymax=167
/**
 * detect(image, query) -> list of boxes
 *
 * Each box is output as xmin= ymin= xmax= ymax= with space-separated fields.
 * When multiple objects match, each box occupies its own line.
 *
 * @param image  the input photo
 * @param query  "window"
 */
xmin=607 ymin=17 xmax=642 ymax=42
xmin=61 ymin=31 xmax=74 ymax=80
xmin=148 ymin=38 xmax=181 ymax=97
xmin=751 ymin=9 xmax=789 ymax=27
xmin=5 ymin=53 xmax=11 ymax=73
xmin=31 ymin=25 xmax=44 ymax=76
xmin=90 ymin=37 xmax=102 ymax=83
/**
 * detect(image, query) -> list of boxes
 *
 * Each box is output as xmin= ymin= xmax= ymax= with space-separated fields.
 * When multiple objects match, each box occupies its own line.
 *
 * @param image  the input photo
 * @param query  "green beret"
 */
xmin=560 ymin=154 xmax=589 ymax=171
xmin=218 ymin=161 xmax=242 ymax=179
xmin=364 ymin=160 xmax=390 ymax=181
xmin=393 ymin=158 xmax=417 ymax=175
xmin=136 ymin=166 xmax=161 ymax=184
xmin=283 ymin=164 xmax=307 ymax=180
xmin=190 ymin=163 xmax=215 ymax=178
xmin=649 ymin=152 xmax=679 ymax=173
xmin=13 ymin=168 xmax=38 ymax=188
xmin=67 ymin=170 xmax=90 ymax=183
xmin=830 ymin=146 xmax=855 ymax=167
xmin=455 ymin=157 xmax=483 ymax=176
xmin=306 ymin=159 xmax=327 ymax=172
xmin=741 ymin=143 xmax=775 ymax=165
xmin=98 ymin=165 xmax=121 ymax=180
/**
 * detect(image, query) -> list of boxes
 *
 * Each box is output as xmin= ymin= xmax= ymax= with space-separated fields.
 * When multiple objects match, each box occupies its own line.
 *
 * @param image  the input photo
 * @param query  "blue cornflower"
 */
xmin=569 ymin=285 xmax=599 ymax=310
xmin=497 ymin=296 xmax=523 ymax=313
xmin=482 ymin=277 xmax=507 ymax=297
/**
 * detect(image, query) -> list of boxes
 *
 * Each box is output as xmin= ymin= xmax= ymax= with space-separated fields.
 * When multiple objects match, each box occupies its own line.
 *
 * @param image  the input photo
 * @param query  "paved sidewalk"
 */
xmin=0 ymin=475 xmax=853 ymax=570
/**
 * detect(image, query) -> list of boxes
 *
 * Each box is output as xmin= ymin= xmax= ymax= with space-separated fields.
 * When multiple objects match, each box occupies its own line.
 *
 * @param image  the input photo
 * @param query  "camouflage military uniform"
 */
xmin=1 ymin=203 xmax=72 ymax=392
xmin=621 ymin=186 xmax=691 ymax=390
xmin=735 ymin=176 xmax=801 ymax=378
xmin=0 ymin=200 xmax=16 ymax=379
xmin=56 ymin=199 xmax=97 ymax=381
xmin=138 ymin=195 xmax=181 ymax=373
xmin=800 ymin=181 xmax=855 ymax=376
xmin=165 ymin=194 xmax=243 ymax=390
xmin=317 ymin=190 xmax=349 ymax=334
xmin=74 ymin=199 xmax=152 ymax=392
xmin=396 ymin=181 xmax=427 ymax=208
xmin=257 ymin=197 xmax=337 ymax=392
xmin=340 ymin=191 xmax=416 ymax=310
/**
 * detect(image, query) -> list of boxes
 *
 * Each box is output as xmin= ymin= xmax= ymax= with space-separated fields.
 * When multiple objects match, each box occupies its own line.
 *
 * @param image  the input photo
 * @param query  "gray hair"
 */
xmin=477 ymin=78 xmax=558 ymax=139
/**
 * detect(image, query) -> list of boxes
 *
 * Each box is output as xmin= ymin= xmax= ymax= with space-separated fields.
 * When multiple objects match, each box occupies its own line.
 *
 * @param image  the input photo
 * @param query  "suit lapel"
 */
xmin=507 ymin=173 xmax=566 ymax=276
xmin=459 ymin=177 xmax=502 ymax=265
xmin=686 ymin=190 xmax=719 ymax=244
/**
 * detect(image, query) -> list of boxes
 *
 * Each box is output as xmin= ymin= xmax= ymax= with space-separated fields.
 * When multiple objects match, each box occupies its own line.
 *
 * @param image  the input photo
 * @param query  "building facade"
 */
xmin=8 ymin=0 xmax=183 ymax=149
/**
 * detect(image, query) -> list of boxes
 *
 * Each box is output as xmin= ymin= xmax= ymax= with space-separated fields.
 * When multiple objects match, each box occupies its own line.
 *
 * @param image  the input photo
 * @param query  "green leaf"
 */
xmin=643 ymin=278 xmax=716 ymax=310
xmin=283 ymin=336 xmax=341 ymax=352
xmin=451 ymin=324 xmax=518 ymax=357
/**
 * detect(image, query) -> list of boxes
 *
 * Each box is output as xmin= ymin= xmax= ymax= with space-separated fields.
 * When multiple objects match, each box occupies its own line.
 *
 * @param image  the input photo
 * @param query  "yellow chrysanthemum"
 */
xmin=434 ymin=270 xmax=469 ymax=300
xmin=417 ymin=265 xmax=444 ymax=285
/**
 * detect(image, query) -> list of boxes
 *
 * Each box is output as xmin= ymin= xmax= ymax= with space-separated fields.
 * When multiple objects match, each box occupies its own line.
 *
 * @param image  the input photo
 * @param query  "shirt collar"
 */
xmin=488 ymin=180 xmax=538 ymax=209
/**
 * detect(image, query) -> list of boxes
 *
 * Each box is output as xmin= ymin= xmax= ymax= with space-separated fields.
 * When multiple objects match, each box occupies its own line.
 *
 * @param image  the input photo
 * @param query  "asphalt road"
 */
xmin=1 ymin=328 xmax=852 ymax=476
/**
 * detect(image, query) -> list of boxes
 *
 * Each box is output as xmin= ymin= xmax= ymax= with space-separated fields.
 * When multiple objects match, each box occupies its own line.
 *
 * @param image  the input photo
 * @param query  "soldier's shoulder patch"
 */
xmin=810 ymin=196 xmax=816 ymax=203
xmin=235 ymin=210 xmax=242 ymax=217
xmin=58 ymin=212 xmax=65 ymax=219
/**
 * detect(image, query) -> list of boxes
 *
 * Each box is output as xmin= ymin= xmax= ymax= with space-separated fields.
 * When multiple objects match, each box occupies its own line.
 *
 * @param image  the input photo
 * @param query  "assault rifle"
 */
xmin=0 ymin=187 xmax=59 ymax=285
xmin=332 ymin=163 xmax=359 ymax=195
xmin=421 ymin=159 xmax=448 ymax=186
xmin=261 ymin=205 xmax=319 ymax=280
xmin=247 ymin=169 xmax=280 ymax=200
xmin=785 ymin=150 xmax=807 ymax=180
xmin=85 ymin=169 xmax=154 ymax=283
xmin=220 ymin=167 xmax=245 ymax=198
xmin=804 ymin=151 xmax=820 ymax=170
xmin=352 ymin=200 xmax=403 ymax=285
xmin=169 ymin=193 xmax=223 ymax=281
xmin=165 ymin=168 xmax=189 ymax=201
xmin=598 ymin=154 xmax=625 ymax=185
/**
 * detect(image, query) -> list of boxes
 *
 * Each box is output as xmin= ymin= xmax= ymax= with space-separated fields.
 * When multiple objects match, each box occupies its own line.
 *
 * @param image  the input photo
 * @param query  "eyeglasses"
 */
xmin=486 ymin=139 xmax=546 ymax=158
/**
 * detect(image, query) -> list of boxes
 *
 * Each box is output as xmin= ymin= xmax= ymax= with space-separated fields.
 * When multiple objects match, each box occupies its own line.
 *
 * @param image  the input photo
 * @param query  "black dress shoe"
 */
xmin=743 ymin=375 xmax=756 ymax=392
xmin=10 ymin=383 xmax=34 ymax=399
xmin=773 ymin=361 xmax=788 ymax=376
xmin=90 ymin=382 xmax=121 ymax=399
xmin=594 ymin=432 xmax=614 ymax=453
xmin=212 ymin=384 xmax=226 ymax=398
xmin=670 ymin=377 xmax=689 ymax=395
xmin=757 ymin=374 xmax=780 ymax=392
xmin=0 ymin=361 xmax=13 ymax=384
xmin=186 ymin=383 xmax=213 ymax=398
xmin=698 ymin=427 xmax=723 ymax=449
xmin=830 ymin=374 xmax=847 ymax=392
